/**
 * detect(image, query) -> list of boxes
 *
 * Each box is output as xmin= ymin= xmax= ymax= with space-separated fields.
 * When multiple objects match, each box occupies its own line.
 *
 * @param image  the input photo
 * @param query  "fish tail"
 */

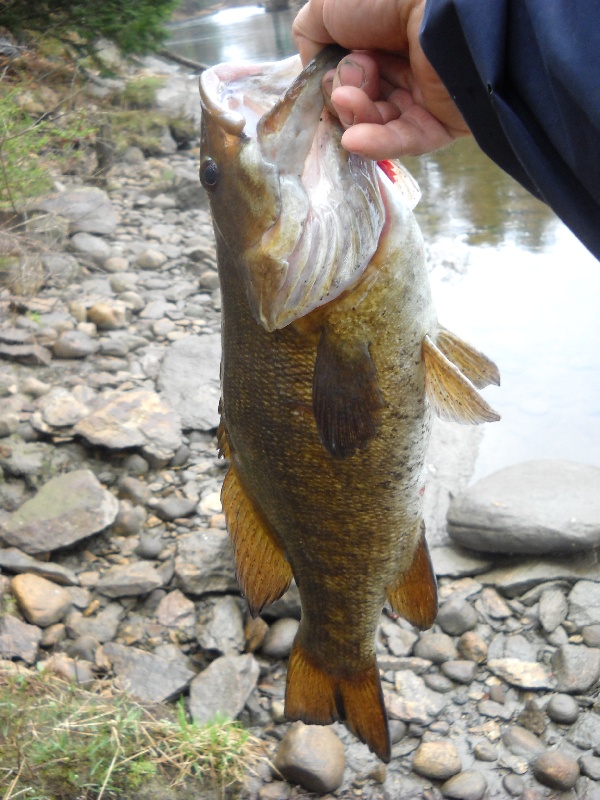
xmin=285 ymin=635 xmax=390 ymax=762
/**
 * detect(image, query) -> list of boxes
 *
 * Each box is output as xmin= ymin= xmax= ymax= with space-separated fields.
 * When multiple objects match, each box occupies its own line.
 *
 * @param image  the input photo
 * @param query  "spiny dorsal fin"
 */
xmin=422 ymin=335 xmax=501 ymax=424
xmin=386 ymin=524 xmax=438 ymax=629
xmin=220 ymin=418 xmax=292 ymax=617
xmin=286 ymin=635 xmax=391 ymax=762
xmin=436 ymin=327 xmax=500 ymax=389
xmin=313 ymin=328 xmax=385 ymax=458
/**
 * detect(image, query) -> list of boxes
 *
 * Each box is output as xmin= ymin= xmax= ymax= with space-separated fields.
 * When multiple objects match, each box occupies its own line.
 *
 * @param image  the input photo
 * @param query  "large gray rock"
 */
xmin=33 ymin=188 xmax=118 ymax=234
xmin=74 ymin=389 xmax=182 ymax=461
xmin=174 ymin=529 xmax=237 ymax=596
xmin=103 ymin=642 xmax=195 ymax=703
xmin=480 ymin=555 xmax=600 ymax=597
xmin=189 ymin=653 xmax=259 ymax=725
xmin=1 ymin=469 xmax=118 ymax=554
xmin=448 ymin=461 xmax=600 ymax=554
xmin=157 ymin=334 xmax=220 ymax=430
xmin=568 ymin=580 xmax=600 ymax=628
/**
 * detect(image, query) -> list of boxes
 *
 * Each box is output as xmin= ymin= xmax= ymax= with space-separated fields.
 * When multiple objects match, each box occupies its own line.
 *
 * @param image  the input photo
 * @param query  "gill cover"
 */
xmin=200 ymin=47 xmax=386 ymax=331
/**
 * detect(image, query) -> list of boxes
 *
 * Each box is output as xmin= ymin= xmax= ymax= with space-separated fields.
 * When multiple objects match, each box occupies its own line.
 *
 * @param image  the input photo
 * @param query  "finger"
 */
xmin=330 ymin=85 xmax=387 ymax=127
xmin=333 ymin=52 xmax=381 ymax=100
xmin=340 ymin=110 xmax=460 ymax=159
xmin=293 ymin=0 xmax=335 ymax=65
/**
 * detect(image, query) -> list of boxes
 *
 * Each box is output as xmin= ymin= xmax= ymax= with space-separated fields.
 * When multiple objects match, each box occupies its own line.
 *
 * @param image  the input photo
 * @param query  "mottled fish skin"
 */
xmin=200 ymin=48 xmax=500 ymax=762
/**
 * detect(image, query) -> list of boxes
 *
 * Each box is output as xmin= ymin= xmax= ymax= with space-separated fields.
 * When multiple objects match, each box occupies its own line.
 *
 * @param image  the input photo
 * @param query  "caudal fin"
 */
xmin=285 ymin=637 xmax=390 ymax=762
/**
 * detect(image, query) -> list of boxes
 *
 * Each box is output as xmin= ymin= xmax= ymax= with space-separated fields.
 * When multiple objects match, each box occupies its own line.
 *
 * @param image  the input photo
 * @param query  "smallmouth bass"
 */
xmin=199 ymin=47 xmax=500 ymax=762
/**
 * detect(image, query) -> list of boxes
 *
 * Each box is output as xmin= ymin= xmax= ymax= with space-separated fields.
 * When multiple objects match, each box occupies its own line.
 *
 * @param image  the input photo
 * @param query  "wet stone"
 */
xmin=189 ymin=653 xmax=259 ymax=725
xmin=502 ymin=725 xmax=545 ymax=759
xmin=388 ymin=670 xmax=448 ymax=724
xmin=413 ymin=632 xmax=458 ymax=663
xmin=473 ymin=740 xmax=498 ymax=762
xmin=580 ymin=755 xmax=600 ymax=781
xmin=566 ymin=711 xmax=600 ymax=750
xmin=272 ymin=723 xmax=345 ymax=795
xmin=552 ymin=643 xmax=600 ymax=693
xmin=412 ymin=740 xmax=462 ymax=781
xmin=11 ymin=573 xmax=72 ymax=627
xmin=582 ymin=625 xmax=600 ymax=648
xmin=546 ymin=693 xmax=580 ymax=724
xmin=441 ymin=769 xmax=487 ymax=800
xmin=423 ymin=672 xmax=455 ymax=693
xmin=261 ymin=618 xmax=299 ymax=659
xmin=478 ymin=700 xmax=513 ymax=721
xmin=503 ymin=774 xmax=525 ymax=796
xmin=135 ymin=532 xmax=164 ymax=559
xmin=532 ymin=751 xmax=580 ymax=791
xmin=517 ymin=698 xmax=547 ymax=735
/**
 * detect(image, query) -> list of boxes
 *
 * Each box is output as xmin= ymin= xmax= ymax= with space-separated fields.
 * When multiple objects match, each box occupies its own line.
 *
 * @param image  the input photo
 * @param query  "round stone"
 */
xmin=473 ymin=740 xmax=498 ymax=762
xmin=412 ymin=741 xmax=462 ymax=781
xmin=441 ymin=660 xmax=478 ymax=684
xmin=273 ymin=723 xmax=345 ymax=794
xmin=441 ymin=769 xmax=487 ymax=800
xmin=261 ymin=618 xmax=299 ymax=659
xmin=414 ymin=632 xmax=458 ymax=663
xmin=503 ymin=773 xmax=525 ymax=797
xmin=546 ymin=693 xmax=580 ymax=725
xmin=437 ymin=597 xmax=478 ymax=636
xmin=457 ymin=631 xmax=488 ymax=663
xmin=11 ymin=573 xmax=72 ymax=627
xmin=533 ymin=751 xmax=580 ymax=791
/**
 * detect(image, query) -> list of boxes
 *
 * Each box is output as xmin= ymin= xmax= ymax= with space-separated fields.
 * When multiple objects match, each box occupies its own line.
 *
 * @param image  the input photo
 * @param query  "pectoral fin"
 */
xmin=422 ymin=335 xmax=500 ymax=424
xmin=386 ymin=524 xmax=438 ymax=629
xmin=313 ymin=328 xmax=385 ymax=458
xmin=436 ymin=327 xmax=500 ymax=389
xmin=286 ymin=635 xmax=391 ymax=762
xmin=220 ymin=421 xmax=293 ymax=617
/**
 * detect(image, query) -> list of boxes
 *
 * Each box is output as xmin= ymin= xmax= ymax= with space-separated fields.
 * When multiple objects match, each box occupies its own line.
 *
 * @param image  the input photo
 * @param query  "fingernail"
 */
xmin=337 ymin=108 xmax=354 ymax=128
xmin=338 ymin=58 xmax=367 ymax=88
xmin=322 ymin=74 xmax=334 ymax=98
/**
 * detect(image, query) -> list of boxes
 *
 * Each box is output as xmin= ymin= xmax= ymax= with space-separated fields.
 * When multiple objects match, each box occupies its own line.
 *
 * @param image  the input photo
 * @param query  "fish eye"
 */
xmin=200 ymin=158 xmax=219 ymax=191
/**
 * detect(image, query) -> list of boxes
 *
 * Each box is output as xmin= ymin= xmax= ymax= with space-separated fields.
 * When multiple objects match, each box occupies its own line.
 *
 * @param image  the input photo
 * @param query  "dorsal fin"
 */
xmin=436 ymin=327 xmax=500 ymax=389
xmin=422 ymin=335 xmax=500 ymax=424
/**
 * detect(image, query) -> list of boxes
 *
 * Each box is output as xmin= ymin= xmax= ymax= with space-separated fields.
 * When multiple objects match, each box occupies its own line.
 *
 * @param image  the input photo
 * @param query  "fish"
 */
xmin=199 ymin=46 xmax=500 ymax=762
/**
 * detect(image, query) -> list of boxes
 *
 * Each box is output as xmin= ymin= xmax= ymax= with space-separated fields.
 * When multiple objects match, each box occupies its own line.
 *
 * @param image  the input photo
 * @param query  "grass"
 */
xmin=0 ymin=667 xmax=262 ymax=800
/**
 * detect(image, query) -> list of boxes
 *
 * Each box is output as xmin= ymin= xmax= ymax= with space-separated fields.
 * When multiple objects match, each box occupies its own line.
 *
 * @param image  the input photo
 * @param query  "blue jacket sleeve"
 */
xmin=420 ymin=0 xmax=600 ymax=260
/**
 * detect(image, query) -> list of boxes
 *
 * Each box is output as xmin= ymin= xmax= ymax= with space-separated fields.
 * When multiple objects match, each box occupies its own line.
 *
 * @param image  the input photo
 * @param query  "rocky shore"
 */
xmin=1 ymin=60 xmax=599 ymax=800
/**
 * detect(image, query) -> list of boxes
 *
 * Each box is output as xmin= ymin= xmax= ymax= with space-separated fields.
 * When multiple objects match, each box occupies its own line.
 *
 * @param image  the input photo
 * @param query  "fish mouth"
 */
xmin=200 ymin=47 xmax=385 ymax=331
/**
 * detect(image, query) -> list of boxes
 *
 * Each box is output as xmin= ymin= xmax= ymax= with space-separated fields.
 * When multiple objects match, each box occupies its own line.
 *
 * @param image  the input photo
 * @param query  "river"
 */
xmin=168 ymin=6 xmax=600 ymax=481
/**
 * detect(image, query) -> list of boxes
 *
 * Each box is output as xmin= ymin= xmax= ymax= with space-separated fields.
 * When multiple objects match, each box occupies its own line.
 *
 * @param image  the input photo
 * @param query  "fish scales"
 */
xmin=200 ymin=46 xmax=500 ymax=762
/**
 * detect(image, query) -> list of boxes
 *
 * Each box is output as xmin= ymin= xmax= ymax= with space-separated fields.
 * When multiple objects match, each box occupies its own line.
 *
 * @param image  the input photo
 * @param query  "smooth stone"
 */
xmin=532 ymin=751 xmax=580 ymax=791
xmin=503 ymin=774 xmax=525 ymax=796
xmin=2 ymin=469 xmax=118 ymax=554
xmin=487 ymin=658 xmax=555 ymax=690
xmin=189 ymin=653 xmax=259 ymax=725
xmin=273 ymin=723 xmax=345 ymax=795
xmin=87 ymin=302 xmax=127 ymax=330
xmin=441 ymin=770 xmax=488 ymax=800
xmin=135 ymin=248 xmax=167 ymax=270
xmin=580 ymin=755 xmax=600 ymax=781
xmin=157 ymin=334 xmax=221 ymax=430
xmin=36 ymin=387 xmax=89 ymax=428
xmin=448 ymin=460 xmax=600 ymax=554
xmin=413 ymin=632 xmax=458 ymax=663
xmin=430 ymin=545 xmax=494 ymax=578
xmin=568 ymin=580 xmax=600 ymax=628
xmin=42 ymin=653 xmax=95 ymax=687
xmin=480 ymin=555 xmax=600 ymax=597
xmin=552 ymin=644 xmax=600 ymax=693
xmin=118 ymin=476 xmax=150 ymax=505
xmin=11 ymin=573 xmax=72 ymax=627
xmin=457 ymin=631 xmax=488 ymax=663
xmin=473 ymin=741 xmax=498 ymax=762
xmin=441 ymin=660 xmax=477 ymax=684
xmin=52 ymin=329 xmax=99 ymax=358
xmin=502 ymin=725 xmax=545 ymax=759
xmin=135 ymin=532 xmax=164 ymax=559
xmin=33 ymin=188 xmax=117 ymax=234
xmin=437 ymin=596 xmax=478 ymax=635
xmin=412 ymin=740 xmax=462 ymax=781
xmin=423 ymin=673 xmax=455 ymax=693
xmin=261 ymin=617 xmax=299 ymax=659
xmin=546 ymin=693 xmax=580 ymax=724
xmin=582 ymin=625 xmax=600 ymax=648
xmin=70 ymin=231 xmax=112 ymax=264
xmin=103 ymin=641 xmax=195 ymax=703
xmin=154 ymin=495 xmax=197 ymax=521
xmin=96 ymin=561 xmax=163 ymax=598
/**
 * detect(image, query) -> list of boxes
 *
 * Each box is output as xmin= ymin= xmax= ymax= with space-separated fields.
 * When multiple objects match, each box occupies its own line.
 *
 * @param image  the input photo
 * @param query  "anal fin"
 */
xmin=437 ymin=327 xmax=500 ymax=389
xmin=220 ymin=420 xmax=292 ymax=617
xmin=286 ymin=636 xmax=391 ymax=762
xmin=313 ymin=328 xmax=385 ymax=459
xmin=422 ymin=335 xmax=500 ymax=424
xmin=386 ymin=524 xmax=438 ymax=630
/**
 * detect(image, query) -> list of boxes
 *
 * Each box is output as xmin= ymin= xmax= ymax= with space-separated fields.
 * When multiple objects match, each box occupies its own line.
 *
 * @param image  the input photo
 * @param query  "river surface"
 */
xmin=168 ymin=7 xmax=600 ymax=481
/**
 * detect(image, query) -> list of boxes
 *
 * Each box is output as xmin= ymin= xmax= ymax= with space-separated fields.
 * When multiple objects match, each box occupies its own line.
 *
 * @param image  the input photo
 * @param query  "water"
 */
xmin=169 ymin=8 xmax=600 ymax=481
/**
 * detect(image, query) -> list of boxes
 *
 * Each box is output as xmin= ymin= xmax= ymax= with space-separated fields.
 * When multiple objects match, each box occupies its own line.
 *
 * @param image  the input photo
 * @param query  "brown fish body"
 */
xmin=200 ymin=49 xmax=500 ymax=761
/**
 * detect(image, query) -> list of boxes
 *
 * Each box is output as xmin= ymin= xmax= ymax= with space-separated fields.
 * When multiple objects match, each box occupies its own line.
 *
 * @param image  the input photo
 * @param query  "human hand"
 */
xmin=292 ymin=0 xmax=471 ymax=159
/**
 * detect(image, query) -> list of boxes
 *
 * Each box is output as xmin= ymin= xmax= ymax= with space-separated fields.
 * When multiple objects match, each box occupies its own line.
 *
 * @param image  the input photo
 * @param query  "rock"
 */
xmin=487 ymin=658 xmax=555 ymax=690
xmin=11 ymin=573 xmax=72 ymax=626
xmin=477 ymin=587 xmax=512 ymax=619
xmin=154 ymin=495 xmax=197 ymax=521
xmin=175 ymin=529 xmax=237 ymax=596
xmin=135 ymin=248 xmax=167 ymax=270
xmin=156 ymin=589 xmax=195 ymax=633
xmin=272 ymin=723 xmax=345 ymax=794
xmin=580 ymin=755 xmax=600 ymax=781
xmin=68 ymin=602 xmax=123 ymax=642
xmin=2 ymin=469 xmax=119 ymax=554
xmin=42 ymin=653 xmax=95 ymax=687
xmin=172 ymin=166 xmax=208 ymax=210
xmin=87 ymin=302 xmax=127 ymax=330
xmin=502 ymin=725 xmax=545 ymax=759
xmin=103 ymin=641 xmax=195 ymax=703
xmin=189 ymin=653 xmax=259 ymax=725
xmin=532 ymin=751 xmax=580 ymax=791
xmin=412 ymin=740 xmax=461 ymax=781
xmin=0 ymin=547 xmax=78 ymax=585
xmin=135 ymin=531 xmax=164 ymax=559
xmin=112 ymin=501 xmax=146 ymax=536
xmin=0 ymin=342 xmax=52 ymax=367
xmin=517 ymin=699 xmax=547 ymax=735
xmin=567 ymin=711 xmax=600 ymax=750
xmin=448 ymin=461 xmax=600 ymax=554
xmin=261 ymin=618 xmax=299 ymax=659
xmin=436 ymin=596 xmax=478 ymax=635
xmin=457 ymin=631 xmax=488 ymax=663
xmin=441 ymin=770 xmax=487 ymax=800
xmin=473 ymin=741 xmax=498 ymax=762
xmin=568 ymin=580 xmax=600 ymax=628
xmin=36 ymin=387 xmax=89 ymax=428
xmin=441 ymin=660 xmax=477 ymax=684
xmin=488 ymin=633 xmax=537 ymax=662
xmin=157 ymin=334 xmax=221 ymax=430
xmin=538 ymin=587 xmax=568 ymax=633
xmin=0 ymin=396 xmax=21 ymax=437
xmin=73 ymin=389 xmax=182 ymax=461
xmin=413 ymin=632 xmax=458 ymax=663
xmin=503 ymin=774 xmax=525 ymax=797
xmin=97 ymin=561 xmax=164 ymax=598
xmin=0 ymin=613 xmax=41 ymax=663
xmin=582 ymin=625 xmax=600 ymax=648
xmin=33 ymin=188 xmax=117 ymax=234
xmin=546 ymin=693 xmax=580 ymax=724
xmin=196 ymin=595 xmax=244 ymax=654
xmin=387 ymin=670 xmax=448 ymax=724
xmin=480 ymin=555 xmax=600 ymax=597
xmin=70 ymin=232 xmax=113 ymax=264
xmin=52 ymin=330 xmax=100 ymax=359
xmin=430 ymin=545 xmax=493 ymax=578
xmin=552 ymin=643 xmax=600 ymax=693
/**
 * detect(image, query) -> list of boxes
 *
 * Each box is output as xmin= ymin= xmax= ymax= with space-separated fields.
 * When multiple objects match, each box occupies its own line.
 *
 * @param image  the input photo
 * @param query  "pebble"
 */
xmin=503 ymin=773 xmax=525 ymax=796
xmin=552 ymin=643 xmax=600 ymax=693
xmin=135 ymin=248 xmax=167 ymax=269
xmin=52 ymin=330 xmax=100 ymax=358
xmin=11 ymin=573 xmax=72 ymax=627
xmin=580 ymin=755 xmax=600 ymax=781
xmin=502 ymin=725 xmax=545 ymax=759
xmin=272 ymin=723 xmax=345 ymax=795
xmin=473 ymin=740 xmax=498 ymax=761
xmin=457 ymin=631 xmax=488 ymax=663
xmin=441 ymin=660 xmax=477 ymax=684
xmin=440 ymin=769 xmax=487 ymax=800
xmin=532 ymin=751 xmax=580 ymax=790
xmin=412 ymin=741 xmax=462 ymax=780
xmin=437 ymin=596 xmax=478 ymax=635
xmin=87 ymin=302 xmax=127 ymax=330
xmin=261 ymin=618 xmax=299 ymax=659
xmin=413 ymin=632 xmax=458 ymax=663
xmin=154 ymin=495 xmax=197 ymax=521
xmin=546 ymin=692 xmax=580 ymax=724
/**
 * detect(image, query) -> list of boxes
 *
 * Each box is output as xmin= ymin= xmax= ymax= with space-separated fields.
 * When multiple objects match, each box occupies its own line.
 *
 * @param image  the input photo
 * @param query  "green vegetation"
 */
xmin=0 ymin=669 xmax=260 ymax=799
xmin=0 ymin=0 xmax=179 ymax=59
xmin=117 ymin=76 xmax=166 ymax=110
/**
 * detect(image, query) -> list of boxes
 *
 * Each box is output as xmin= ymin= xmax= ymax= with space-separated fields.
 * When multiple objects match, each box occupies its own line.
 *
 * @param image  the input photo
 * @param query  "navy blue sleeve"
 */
xmin=420 ymin=0 xmax=600 ymax=260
